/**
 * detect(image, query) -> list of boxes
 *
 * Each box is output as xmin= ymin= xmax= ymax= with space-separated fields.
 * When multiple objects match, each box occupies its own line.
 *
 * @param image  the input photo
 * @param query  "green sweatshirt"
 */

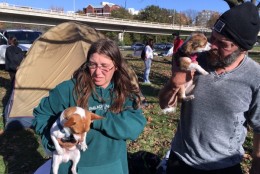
xmin=32 ymin=79 xmax=147 ymax=174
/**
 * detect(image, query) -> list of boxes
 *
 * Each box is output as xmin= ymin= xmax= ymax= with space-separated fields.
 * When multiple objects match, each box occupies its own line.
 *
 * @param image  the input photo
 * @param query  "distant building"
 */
xmin=83 ymin=2 xmax=121 ymax=16
xmin=196 ymin=10 xmax=218 ymax=27
xmin=128 ymin=8 xmax=139 ymax=15
xmin=83 ymin=1 xmax=139 ymax=16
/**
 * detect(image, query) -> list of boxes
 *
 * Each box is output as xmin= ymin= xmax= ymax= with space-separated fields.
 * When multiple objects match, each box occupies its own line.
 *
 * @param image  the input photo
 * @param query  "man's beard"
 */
xmin=208 ymin=49 xmax=242 ymax=69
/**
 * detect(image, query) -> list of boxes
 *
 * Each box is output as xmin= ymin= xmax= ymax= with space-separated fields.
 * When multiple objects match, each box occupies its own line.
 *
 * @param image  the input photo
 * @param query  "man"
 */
xmin=172 ymin=32 xmax=184 ymax=54
xmin=159 ymin=2 xmax=260 ymax=174
xmin=5 ymin=36 xmax=24 ymax=84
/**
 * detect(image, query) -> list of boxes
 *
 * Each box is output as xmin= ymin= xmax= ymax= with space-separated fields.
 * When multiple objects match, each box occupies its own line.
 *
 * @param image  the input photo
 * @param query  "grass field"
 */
xmin=0 ymin=51 xmax=259 ymax=174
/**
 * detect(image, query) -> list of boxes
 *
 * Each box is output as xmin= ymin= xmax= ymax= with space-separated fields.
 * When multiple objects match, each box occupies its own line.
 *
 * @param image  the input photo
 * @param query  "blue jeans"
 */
xmin=143 ymin=58 xmax=152 ymax=83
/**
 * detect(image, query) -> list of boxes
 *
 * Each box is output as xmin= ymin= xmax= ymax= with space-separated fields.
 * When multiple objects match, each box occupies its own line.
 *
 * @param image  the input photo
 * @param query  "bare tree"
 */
xmin=206 ymin=12 xmax=221 ymax=28
xmin=183 ymin=9 xmax=199 ymax=26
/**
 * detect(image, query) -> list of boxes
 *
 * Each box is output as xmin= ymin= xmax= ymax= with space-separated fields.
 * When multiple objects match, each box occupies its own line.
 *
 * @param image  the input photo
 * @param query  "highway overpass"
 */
xmin=0 ymin=3 xmax=259 ymax=40
xmin=0 ymin=3 xmax=211 ymax=36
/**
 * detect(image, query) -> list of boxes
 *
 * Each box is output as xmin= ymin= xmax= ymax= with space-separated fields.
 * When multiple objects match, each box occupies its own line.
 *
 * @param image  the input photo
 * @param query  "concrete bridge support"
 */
xmin=118 ymin=32 xmax=124 ymax=42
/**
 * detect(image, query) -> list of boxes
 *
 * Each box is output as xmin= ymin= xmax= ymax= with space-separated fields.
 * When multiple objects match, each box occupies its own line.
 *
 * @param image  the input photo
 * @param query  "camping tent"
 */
xmin=4 ymin=21 xmax=106 ymax=130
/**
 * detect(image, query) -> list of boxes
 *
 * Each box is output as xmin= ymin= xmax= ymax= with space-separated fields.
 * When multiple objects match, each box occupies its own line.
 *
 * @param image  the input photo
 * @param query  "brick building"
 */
xmin=84 ymin=2 xmax=121 ymax=16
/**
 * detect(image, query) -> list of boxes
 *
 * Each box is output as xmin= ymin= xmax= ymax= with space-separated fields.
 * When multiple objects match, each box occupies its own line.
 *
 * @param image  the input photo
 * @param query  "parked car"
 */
xmin=154 ymin=42 xmax=173 ymax=50
xmin=165 ymin=42 xmax=173 ymax=49
xmin=131 ymin=43 xmax=145 ymax=50
xmin=0 ymin=29 xmax=42 ymax=64
xmin=154 ymin=43 xmax=166 ymax=50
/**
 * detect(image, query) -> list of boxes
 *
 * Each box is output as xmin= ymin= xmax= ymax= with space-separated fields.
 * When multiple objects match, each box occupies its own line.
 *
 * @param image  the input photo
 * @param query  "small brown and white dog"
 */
xmin=174 ymin=33 xmax=211 ymax=100
xmin=160 ymin=33 xmax=211 ymax=113
xmin=50 ymin=106 xmax=103 ymax=174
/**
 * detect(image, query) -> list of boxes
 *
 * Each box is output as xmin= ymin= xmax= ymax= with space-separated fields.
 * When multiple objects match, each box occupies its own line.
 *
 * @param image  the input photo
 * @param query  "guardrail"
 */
xmin=0 ymin=2 xmax=212 ymax=32
xmin=0 ymin=3 xmax=259 ymax=36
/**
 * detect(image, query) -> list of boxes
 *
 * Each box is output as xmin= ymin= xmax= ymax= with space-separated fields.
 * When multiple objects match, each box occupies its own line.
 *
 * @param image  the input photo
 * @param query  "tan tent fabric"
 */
xmin=9 ymin=21 xmax=105 ymax=118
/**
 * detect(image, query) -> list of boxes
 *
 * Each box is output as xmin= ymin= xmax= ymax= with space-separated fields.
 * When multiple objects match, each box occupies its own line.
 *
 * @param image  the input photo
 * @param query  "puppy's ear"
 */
xmin=90 ymin=113 xmax=103 ymax=121
xmin=64 ymin=117 xmax=76 ymax=127
xmin=191 ymin=41 xmax=200 ymax=50
xmin=84 ymin=109 xmax=103 ymax=121
xmin=194 ymin=33 xmax=208 ymax=48
xmin=64 ymin=107 xmax=77 ymax=120
xmin=183 ymin=41 xmax=192 ymax=55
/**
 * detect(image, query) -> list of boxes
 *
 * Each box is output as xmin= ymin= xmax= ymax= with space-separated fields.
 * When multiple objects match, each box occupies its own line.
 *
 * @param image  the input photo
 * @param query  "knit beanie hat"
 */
xmin=213 ymin=2 xmax=260 ymax=50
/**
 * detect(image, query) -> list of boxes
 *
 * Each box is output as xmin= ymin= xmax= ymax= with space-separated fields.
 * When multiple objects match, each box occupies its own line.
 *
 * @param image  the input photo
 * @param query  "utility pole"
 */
xmin=172 ymin=10 xmax=175 ymax=25
xmin=73 ymin=0 xmax=75 ymax=12
xmin=169 ymin=10 xmax=176 ymax=28
xmin=179 ymin=11 xmax=182 ymax=30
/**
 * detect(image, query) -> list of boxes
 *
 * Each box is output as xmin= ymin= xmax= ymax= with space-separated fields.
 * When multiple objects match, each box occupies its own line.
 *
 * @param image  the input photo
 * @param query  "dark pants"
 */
xmin=8 ymin=71 xmax=16 ymax=86
xmin=166 ymin=152 xmax=243 ymax=174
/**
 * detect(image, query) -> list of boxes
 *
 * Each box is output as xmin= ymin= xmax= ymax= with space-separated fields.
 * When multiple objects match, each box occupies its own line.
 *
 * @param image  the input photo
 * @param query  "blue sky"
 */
xmin=3 ymin=0 xmax=230 ymax=13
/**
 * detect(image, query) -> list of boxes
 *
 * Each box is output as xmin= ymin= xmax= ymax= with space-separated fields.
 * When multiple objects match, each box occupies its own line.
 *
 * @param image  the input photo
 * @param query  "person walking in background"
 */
xmin=5 ymin=36 xmax=24 ymax=84
xmin=172 ymin=32 xmax=183 ymax=54
xmin=159 ymin=2 xmax=260 ymax=174
xmin=143 ymin=38 xmax=154 ymax=84
xmin=32 ymin=39 xmax=147 ymax=174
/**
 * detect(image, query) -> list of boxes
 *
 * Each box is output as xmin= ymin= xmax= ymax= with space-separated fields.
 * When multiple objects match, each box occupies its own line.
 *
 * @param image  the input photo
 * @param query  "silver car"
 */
xmin=0 ymin=29 xmax=42 ymax=64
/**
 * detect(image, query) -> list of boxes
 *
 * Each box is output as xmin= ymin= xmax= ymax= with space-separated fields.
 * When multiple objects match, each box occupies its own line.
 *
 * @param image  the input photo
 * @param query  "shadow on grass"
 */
xmin=0 ymin=71 xmax=13 ymax=129
xmin=0 ymin=121 xmax=48 ymax=174
xmin=138 ymin=70 xmax=170 ymax=99
xmin=0 ymin=75 xmax=12 ymax=111
xmin=139 ymin=84 xmax=160 ymax=99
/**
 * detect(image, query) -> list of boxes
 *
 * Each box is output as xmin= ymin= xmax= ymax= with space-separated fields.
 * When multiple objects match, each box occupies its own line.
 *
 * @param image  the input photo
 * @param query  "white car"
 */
xmin=0 ymin=29 xmax=42 ymax=64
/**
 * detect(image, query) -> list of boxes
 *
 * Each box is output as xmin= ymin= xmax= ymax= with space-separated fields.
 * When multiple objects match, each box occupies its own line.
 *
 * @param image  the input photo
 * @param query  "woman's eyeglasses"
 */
xmin=87 ymin=62 xmax=114 ymax=73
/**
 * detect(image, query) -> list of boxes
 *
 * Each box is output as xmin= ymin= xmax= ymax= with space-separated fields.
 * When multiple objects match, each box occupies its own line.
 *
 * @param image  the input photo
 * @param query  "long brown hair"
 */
xmin=73 ymin=39 xmax=141 ymax=113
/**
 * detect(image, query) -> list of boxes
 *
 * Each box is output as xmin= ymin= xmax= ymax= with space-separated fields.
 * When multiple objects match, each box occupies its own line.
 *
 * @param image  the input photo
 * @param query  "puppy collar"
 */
xmin=190 ymin=53 xmax=198 ymax=62
xmin=57 ymin=117 xmax=71 ymax=138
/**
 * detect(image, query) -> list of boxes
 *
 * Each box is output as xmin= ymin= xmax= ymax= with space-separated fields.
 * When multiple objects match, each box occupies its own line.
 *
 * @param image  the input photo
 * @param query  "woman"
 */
xmin=32 ymin=39 xmax=147 ymax=174
xmin=143 ymin=38 xmax=154 ymax=84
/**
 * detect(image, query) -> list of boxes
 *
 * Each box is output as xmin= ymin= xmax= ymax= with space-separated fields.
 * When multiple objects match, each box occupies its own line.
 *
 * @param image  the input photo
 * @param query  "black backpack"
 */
xmin=5 ymin=45 xmax=24 ymax=72
xmin=128 ymin=151 xmax=161 ymax=174
xmin=141 ymin=47 xmax=146 ymax=60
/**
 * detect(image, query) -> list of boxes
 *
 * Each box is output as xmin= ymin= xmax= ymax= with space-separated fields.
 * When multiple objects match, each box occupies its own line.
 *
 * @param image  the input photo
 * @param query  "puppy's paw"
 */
xmin=79 ymin=143 xmax=88 ymax=151
xmin=183 ymin=95 xmax=195 ymax=101
xmin=162 ymin=107 xmax=176 ymax=114
xmin=202 ymin=71 xmax=209 ymax=75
